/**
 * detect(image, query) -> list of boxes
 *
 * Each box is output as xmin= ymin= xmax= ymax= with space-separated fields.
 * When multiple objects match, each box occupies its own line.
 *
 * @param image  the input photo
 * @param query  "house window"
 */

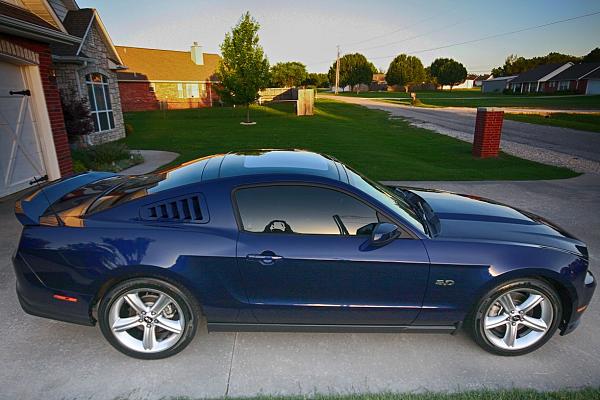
xmin=149 ymin=82 xmax=155 ymax=92
xmin=558 ymin=81 xmax=570 ymax=91
xmin=177 ymin=83 xmax=206 ymax=98
xmin=86 ymin=73 xmax=114 ymax=132
xmin=186 ymin=83 xmax=199 ymax=98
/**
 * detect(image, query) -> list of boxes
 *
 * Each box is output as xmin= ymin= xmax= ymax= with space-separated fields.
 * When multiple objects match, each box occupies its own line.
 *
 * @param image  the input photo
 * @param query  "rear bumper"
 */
xmin=561 ymin=270 xmax=596 ymax=335
xmin=13 ymin=252 xmax=94 ymax=326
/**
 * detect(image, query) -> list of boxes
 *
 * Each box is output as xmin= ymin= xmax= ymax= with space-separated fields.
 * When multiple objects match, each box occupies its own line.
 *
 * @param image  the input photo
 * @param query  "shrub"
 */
xmin=72 ymin=159 xmax=87 ymax=174
xmin=71 ymin=142 xmax=143 ymax=172
xmin=60 ymin=91 xmax=94 ymax=143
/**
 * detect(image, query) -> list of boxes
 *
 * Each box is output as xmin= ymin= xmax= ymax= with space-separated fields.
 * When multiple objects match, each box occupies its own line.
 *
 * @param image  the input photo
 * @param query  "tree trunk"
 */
xmin=246 ymin=104 xmax=250 ymax=123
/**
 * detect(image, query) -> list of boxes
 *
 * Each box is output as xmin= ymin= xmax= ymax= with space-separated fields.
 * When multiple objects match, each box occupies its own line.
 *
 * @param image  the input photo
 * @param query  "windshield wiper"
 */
xmin=394 ymin=188 xmax=431 ymax=236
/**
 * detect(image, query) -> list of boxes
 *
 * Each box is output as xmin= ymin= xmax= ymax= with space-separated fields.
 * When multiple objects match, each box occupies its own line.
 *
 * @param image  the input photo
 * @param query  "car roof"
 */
xmin=147 ymin=149 xmax=344 ymax=194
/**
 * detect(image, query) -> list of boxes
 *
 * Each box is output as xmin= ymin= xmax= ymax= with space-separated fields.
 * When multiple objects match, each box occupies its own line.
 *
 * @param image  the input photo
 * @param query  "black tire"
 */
xmin=98 ymin=277 xmax=199 ymax=359
xmin=468 ymin=278 xmax=562 ymax=356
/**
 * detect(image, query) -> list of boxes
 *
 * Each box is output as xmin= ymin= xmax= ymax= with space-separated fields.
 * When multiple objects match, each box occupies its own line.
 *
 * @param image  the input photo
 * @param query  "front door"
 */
xmin=234 ymin=184 xmax=430 ymax=325
xmin=0 ymin=61 xmax=47 ymax=197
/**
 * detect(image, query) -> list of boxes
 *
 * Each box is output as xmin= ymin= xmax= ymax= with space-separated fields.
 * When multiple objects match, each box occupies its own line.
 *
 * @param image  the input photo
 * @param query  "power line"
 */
xmin=357 ymin=20 xmax=464 ymax=52
xmin=343 ymin=5 xmax=457 ymax=47
xmin=366 ymin=10 xmax=600 ymax=61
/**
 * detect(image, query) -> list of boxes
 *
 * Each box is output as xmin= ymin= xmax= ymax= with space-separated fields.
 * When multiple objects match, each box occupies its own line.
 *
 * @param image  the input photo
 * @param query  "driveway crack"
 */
xmin=224 ymin=332 xmax=238 ymax=397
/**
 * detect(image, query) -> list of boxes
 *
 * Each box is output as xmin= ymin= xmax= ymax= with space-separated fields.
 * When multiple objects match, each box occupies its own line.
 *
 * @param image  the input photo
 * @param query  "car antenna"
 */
xmin=29 ymin=175 xmax=64 ymax=226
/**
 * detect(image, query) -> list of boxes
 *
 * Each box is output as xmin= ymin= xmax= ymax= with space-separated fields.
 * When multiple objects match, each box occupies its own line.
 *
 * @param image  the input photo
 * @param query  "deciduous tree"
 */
xmin=385 ymin=54 xmax=426 ymax=92
xmin=217 ymin=12 xmax=270 ymax=123
xmin=270 ymin=61 xmax=308 ymax=87
xmin=429 ymin=58 xmax=467 ymax=90
xmin=328 ymin=53 xmax=374 ymax=93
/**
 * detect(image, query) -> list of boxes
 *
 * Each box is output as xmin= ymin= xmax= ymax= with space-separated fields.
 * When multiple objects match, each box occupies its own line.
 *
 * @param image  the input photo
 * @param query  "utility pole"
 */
xmin=335 ymin=45 xmax=340 ymax=95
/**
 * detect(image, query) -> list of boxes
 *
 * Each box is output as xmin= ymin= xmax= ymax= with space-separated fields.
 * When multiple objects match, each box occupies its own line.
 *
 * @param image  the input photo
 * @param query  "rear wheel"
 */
xmin=98 ymin=278 xmax=198 ymax=359
xmin=469 ymin=278 xmax=561 ymax=356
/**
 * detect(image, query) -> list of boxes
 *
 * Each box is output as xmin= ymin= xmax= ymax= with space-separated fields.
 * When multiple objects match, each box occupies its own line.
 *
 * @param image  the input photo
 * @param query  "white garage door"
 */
xmin=586 ymin=79 xmax=600 ymax=95
xmin=0 ymin=61 xmax=47 ymax=197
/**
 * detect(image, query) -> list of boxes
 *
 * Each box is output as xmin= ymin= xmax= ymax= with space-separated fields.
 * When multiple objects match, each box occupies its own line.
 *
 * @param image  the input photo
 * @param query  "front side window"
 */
xmin=559 ymin=81 xmax=570 ymax=90
xmin=86 ymin=73 xmax=114 ymax=132
xmin=235 ymin=185 xmax=380 ymax=235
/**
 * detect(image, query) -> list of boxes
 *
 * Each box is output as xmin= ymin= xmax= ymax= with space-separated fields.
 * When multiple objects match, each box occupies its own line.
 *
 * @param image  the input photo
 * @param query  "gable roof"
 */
xmin=0 ymin=1 xmax=58 ymax=30
xmin=474 ymin=74 xmax=491 ymax=81
xmin=20 ymin=0 xmax=66 ymax=31
xmin=49 ymin=8 xmax=123 ymax=64
xmin=584 ymin=67 xmax=600 ymax=79
xmin=511 ymin=63 xmax=572 ymax=83
xmin=115 ymin=46 xmax=221 ymax=82
xmin=549 ymin=62 xmax=600 ymax=81
xmin=0 ymin=0 xmax=79 ymax=44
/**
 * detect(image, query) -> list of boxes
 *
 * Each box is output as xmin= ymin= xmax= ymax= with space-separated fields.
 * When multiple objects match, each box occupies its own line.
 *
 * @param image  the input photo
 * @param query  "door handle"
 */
xmin=247 ymin=253 xmax=283 ymax=265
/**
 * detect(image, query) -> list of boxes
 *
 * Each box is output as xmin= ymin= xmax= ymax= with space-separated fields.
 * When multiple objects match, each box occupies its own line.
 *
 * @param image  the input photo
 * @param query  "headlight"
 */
xmin=585 ymin=270 xmax=595 ymax=285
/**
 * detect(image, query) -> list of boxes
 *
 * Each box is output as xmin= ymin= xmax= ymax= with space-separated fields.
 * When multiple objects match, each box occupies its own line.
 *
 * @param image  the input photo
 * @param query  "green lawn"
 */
xmin=170 ymin=388 xmax=600 ymax=400
xmin=504 ymin=113 xmax=600 ymax=133
xmin=123 ymin=100 xmax=576 ymax=181
xmin=334 ymin=90 xmax=600 ymax=109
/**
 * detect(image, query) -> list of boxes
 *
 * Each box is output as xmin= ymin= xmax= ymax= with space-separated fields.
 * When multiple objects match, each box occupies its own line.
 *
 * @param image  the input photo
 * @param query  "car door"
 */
xmin=234 ymin=184 xmax=430 ymax=325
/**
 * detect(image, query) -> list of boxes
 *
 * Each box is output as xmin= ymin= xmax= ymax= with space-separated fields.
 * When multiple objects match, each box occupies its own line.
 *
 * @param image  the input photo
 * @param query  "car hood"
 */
xmin=410 ymin=188 xmax=587 ymax=258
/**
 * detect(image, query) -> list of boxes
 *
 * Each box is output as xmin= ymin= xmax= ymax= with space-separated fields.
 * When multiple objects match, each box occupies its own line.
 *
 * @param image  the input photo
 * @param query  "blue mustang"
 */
xmin=13 ymin=150 xmax=595 ymax=359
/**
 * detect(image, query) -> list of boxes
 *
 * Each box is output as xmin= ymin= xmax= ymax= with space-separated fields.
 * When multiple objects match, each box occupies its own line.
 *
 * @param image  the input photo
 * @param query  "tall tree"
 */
xmin=303 ymin=72 xmax=330 ymax=88
xmin=583 ymin=47 xmax=600 ymax=63
xmin=491 ymin=52 xmax=580 ymax=77
xmin=385 ymin=54 xmax=426 ymax=92
xmin=429 ymin=58 xmax=467 ymax=90
xmin=270 ymin=61 xmax=308 ymax=87
xmin=217 ymin=12 xmax=270 ymax=123
xmin=328 ymin=53 xmax=374 ymax=93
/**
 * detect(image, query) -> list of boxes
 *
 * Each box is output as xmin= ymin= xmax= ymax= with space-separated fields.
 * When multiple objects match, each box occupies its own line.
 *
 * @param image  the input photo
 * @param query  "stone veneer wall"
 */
xmin=54 ymin=22 xmax=125 ymax=145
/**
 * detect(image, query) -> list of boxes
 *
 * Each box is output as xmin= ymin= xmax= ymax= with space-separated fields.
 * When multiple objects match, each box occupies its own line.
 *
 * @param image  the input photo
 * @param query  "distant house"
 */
xmin=583 ymin=67 xmax=600 ymax=95
xmin=481 ymin=75 xmax=516 ymax=93
xmin=473 ymin=74 xmax=491 ymax=87
xmin=115 ymin=43 xmax=221 ymax=112
xmin=370 ymin=73 xmax=387 ymax=91
xmin=542 ymin=62 xmax=600 ymax=94
xmin=441 ymin=74 xmax=478 ymax=90
xmin=508 ymin=62 xmax=573 ymax=93
xmin=50 ymin=4 xmax=127 ymax=144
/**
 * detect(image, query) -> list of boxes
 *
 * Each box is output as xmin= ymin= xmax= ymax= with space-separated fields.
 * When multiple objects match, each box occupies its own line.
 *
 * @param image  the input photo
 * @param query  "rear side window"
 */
xmin=235 ymin=185 xmax=379 ymax=235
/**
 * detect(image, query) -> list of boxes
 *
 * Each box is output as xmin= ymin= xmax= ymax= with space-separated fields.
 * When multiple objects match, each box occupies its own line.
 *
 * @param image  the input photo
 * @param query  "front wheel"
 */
xmin=469 ymin=278 xmax=562 ymax=356
xmin=98 ymin=278 xmax=198 ymax=359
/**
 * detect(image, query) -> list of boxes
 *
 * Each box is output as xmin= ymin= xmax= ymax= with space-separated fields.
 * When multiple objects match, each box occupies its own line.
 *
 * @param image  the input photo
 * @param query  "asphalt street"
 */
xmin=323 ymin=95 xmax=600 ymax=163
xmin=0 ymin=173 xmax=599 ymax=400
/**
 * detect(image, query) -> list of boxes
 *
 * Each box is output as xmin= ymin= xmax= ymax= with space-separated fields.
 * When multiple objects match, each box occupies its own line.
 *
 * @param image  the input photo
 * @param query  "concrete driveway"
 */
xmin=0 ymin=174 xmax=599 ymax=400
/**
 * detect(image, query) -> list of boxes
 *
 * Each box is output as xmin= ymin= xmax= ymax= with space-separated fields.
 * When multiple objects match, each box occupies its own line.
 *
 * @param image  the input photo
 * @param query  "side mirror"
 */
xmin=370 ymin=222 xmax=400 ymax=246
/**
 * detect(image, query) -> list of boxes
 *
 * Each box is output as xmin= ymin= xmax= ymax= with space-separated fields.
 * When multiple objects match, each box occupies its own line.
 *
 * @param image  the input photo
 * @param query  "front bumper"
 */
xmin=13 ymin=252 xmax=94 ymax=326
xmin=560 ymin=270 xmax=596 ymax=335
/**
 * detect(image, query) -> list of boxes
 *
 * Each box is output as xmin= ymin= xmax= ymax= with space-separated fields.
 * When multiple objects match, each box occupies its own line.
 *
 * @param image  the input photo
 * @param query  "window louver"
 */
xmin=140 ymin=194 xmax=209 ymax=223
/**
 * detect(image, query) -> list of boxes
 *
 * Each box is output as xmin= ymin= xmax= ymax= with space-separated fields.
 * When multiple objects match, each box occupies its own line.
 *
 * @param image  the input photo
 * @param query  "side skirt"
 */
xmin=207 ymin=322 xmax=459 ymax=334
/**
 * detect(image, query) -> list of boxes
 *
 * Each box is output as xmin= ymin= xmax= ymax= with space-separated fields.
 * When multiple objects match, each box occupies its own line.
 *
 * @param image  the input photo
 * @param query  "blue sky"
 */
xmin=79 ymin=0 xmax=600 ymax=73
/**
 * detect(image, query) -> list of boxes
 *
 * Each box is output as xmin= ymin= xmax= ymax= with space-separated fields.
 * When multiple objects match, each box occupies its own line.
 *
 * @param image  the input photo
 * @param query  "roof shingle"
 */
xmin=510 ymin=63 xmax=571 ymax=83
xmin=549 ymin=62 xmax=600 ymax=81
xmin=115 ymin=46 xmax=221 ymax=82
xmin=49 ymin=9 xmax=95 ymax=56
xmin=0 ymin=1 xmax=60 ymax=31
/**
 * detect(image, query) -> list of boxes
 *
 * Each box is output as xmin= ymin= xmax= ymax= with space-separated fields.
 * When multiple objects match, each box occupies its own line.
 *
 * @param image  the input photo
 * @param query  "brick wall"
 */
xmin=472 ymin=108 xmax=503 ymax=158
xmin=1 ymin=33 xmax=72 ymax=176
xmin=119 ymin=81 xmax=217 ymax=112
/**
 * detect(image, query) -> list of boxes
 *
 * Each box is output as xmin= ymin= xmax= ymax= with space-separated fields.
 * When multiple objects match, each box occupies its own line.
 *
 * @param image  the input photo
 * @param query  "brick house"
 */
xmin=115 ymin=43 xmax=221 ymax=112
xmin=0 ymin=0 xmax=79 ymax=197
xmin=508 ymin=62 xmax=573 ymax=93
xmin=49 ymin=2 xmax=127 ymax=144
xmin=542 ymin=62 xmax=600 ymax=94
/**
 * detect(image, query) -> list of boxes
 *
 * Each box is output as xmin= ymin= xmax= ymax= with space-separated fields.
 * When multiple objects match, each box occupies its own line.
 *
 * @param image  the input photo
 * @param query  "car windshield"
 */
xmin=345 ymin=166 xmax=426 ymax=235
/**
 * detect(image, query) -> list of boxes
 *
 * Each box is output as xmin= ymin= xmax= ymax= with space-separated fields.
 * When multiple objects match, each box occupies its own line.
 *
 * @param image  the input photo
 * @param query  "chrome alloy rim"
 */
xmin=108 ymin=288 xmax=185 ymax=353
xmin=483 ymin=288 xmax=553 ymax=351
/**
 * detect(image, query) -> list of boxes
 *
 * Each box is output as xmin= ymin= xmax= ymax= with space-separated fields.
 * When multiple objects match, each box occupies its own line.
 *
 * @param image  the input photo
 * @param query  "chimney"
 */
xmin=191 ymin=42 xmax=204 ymax=65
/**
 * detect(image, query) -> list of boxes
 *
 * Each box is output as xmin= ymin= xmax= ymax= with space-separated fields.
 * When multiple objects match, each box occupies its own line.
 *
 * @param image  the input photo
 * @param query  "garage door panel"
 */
xmin=0 ymin=61 xmax=47 ymax=197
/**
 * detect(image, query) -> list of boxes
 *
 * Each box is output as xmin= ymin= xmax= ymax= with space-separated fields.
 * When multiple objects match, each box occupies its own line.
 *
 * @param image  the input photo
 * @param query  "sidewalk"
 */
xmin=118 ymin=150 xmax=179 ymax=175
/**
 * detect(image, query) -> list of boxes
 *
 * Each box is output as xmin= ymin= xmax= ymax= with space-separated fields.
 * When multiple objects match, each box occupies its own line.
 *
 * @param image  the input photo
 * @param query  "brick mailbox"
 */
xmin=472 ymin=107 xmax=504 ymax=158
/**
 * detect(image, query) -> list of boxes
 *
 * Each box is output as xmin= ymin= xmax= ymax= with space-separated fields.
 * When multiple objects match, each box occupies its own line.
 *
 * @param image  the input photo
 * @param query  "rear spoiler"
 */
xmin=15 ymin=172 xmax=116 ymax=226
